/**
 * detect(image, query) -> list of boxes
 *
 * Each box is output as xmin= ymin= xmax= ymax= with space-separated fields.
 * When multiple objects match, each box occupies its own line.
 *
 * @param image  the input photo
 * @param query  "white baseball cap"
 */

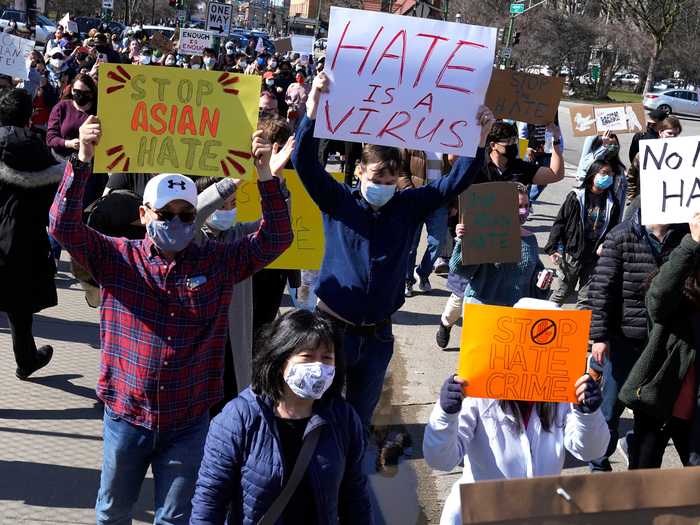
xmin=143 ymin=173 xmax=197 ymax=210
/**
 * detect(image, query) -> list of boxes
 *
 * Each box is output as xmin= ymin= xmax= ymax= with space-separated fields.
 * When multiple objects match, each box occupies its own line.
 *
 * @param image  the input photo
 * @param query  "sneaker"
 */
xmin=617 ymin=431 xmax=632 ymax=467
xmin=16 ymin=345 xmax=54 ymax=380
xmin=404 ymin=283 xmax=414 ymax=298
xmin=414 ymin=268 xmax=432 ymax=293
xmin=436 ymin=323 xmax=452 ymax=348
xmin=433 ymin=257 xmax=449 ymax=275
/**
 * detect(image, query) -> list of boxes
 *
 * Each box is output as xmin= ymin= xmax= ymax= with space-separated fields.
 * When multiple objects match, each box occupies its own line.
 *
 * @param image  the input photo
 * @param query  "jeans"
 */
xmin=96 ymin=408 xmax=209 ymax=525
xmin=342 ymin=323 xmax=395 ymax=429
xmin=405 ymin=206 xmax=448 ymax=284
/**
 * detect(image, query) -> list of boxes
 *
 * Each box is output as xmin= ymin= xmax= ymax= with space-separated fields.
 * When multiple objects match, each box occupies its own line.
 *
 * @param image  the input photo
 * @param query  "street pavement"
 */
xmin=1 ymin=106 xmax=699 ymax=524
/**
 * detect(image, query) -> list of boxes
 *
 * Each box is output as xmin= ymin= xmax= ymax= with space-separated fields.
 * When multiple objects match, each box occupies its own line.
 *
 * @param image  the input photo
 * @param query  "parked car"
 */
xmin=644 ymin=89 xmax=700 ymax=116
xmin=653 ymin=78 xmax=684 ymax=91
xmin=0 ymin=10 xmax=56 ymax=44
xmin=614 ymin=72 xmax=640 ymax=86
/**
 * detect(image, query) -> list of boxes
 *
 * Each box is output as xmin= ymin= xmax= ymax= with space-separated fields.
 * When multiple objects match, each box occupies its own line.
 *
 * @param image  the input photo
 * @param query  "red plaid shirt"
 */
xmin=49 ymin=159 xmax=293 ymax=431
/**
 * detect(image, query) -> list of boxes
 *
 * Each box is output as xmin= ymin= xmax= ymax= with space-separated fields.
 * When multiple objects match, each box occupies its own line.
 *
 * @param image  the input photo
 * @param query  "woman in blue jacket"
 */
xmin=190 ymin=309 xmax=373 ymax=525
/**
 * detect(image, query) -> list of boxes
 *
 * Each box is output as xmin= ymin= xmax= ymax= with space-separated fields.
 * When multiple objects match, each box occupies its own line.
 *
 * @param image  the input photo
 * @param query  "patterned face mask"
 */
xmin=284 ymin=362 xmax=335 ymax=400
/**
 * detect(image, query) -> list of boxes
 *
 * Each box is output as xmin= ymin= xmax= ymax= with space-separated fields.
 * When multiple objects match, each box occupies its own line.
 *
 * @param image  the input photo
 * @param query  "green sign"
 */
xmin=510 ymin=3 xmax=525 ymax=13
xmin=591 ymin=65 xmax=600 ymax=81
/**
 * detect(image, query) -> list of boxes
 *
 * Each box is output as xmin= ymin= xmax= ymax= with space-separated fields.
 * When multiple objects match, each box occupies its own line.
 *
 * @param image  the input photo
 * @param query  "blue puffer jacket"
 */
xmin=190 ymin=387 xmax=373 ymax=525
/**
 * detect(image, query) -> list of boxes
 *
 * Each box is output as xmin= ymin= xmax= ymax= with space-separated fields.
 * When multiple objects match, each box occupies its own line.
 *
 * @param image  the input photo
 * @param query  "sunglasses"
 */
xmin=146 ymin=205 xmax=196 ymax=223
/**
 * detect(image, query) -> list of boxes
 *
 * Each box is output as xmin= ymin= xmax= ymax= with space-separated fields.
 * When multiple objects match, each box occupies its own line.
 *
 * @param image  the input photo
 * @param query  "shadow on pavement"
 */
xmin=0 ymin=460 xmax=153 ymax=522
xmin=393 ymin=310 xmax=442 ymax=327
xmin=0 ymin=402 xmax=104 ymax=420
xmin=28 ymin=374 xmax=99 ymax=401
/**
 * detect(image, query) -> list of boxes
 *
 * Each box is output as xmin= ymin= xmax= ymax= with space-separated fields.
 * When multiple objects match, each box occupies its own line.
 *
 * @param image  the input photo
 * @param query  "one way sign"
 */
xmin=206 ymin=2 xmax=232 ymax=36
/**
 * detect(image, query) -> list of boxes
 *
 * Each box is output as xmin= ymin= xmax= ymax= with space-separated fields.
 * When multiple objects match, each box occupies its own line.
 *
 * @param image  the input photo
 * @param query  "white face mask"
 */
xmin=284 ymin=362 xmax=335 ymax=400
xmin=206 ymin=208 xmax=237 ymax=231
xmin=50 ymin=58 xmax=63 ymax=68
xmin=139 ymin=55 xmax=152 ymax=65
xmin=226 ymin=48 xmax=235 ymax=55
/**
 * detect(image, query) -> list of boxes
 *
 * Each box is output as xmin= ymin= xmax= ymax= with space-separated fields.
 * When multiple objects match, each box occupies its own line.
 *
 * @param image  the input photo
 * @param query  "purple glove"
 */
xmin=577 ymin=375 xmax=602 ymax=414
xmin=440 ymin=375 xmax=464 ymax=414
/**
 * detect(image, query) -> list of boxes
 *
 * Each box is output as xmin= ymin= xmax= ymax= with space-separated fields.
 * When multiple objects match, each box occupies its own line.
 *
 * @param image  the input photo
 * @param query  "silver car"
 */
xmin=644 ymin=89 xmax=700 ymax=117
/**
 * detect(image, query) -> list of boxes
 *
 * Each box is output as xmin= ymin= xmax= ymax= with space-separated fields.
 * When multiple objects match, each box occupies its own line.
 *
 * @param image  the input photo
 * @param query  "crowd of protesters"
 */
xmin=0 ymin=13 xmax=698 ymax=525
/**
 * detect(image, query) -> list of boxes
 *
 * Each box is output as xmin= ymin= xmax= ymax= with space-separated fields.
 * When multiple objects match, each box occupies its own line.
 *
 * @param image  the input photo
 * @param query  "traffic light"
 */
xmin=498 ymin=28 xmax=505 ymax=44
xmin=512 ymin=31 xmax=521 ymax=46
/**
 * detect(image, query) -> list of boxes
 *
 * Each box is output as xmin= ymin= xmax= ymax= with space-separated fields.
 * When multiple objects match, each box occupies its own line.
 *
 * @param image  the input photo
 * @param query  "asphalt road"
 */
xmin=370 ymin=103 xmax=700 ymax=524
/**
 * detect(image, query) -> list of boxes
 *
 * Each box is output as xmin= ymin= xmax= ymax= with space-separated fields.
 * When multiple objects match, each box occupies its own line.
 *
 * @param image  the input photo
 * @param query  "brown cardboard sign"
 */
xmin=273 ymin=37 xmax=292 ymax=54
xmin=460 ymin=466 xmax=700 ymax=524
xmin=459 ymin=182 xmax=521 ymax=266
xmin=569 ymin=103 xmax=646 ymax=137
xmin=485 ymin=69 xmax=564 ymax=125
xmin=149 ymin=31 xmax=173 ymax=54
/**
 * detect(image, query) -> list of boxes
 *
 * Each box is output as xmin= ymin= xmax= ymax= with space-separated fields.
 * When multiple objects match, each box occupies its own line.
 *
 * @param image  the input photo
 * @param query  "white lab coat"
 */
xmin=423 ymin=398 xmax=609 ymax=525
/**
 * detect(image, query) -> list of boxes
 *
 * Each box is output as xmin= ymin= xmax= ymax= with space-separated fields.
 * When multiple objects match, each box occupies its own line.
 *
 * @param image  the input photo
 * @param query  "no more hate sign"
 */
xmin=316 ymin=7 xmax=497 ymax=157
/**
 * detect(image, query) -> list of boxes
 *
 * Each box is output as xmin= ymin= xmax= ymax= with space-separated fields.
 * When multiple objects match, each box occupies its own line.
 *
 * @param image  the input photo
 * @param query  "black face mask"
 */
xmin=504 ymin=144 xmax=519 ymax=162
xmin=73 ymin=91 xmax=93 ymax=107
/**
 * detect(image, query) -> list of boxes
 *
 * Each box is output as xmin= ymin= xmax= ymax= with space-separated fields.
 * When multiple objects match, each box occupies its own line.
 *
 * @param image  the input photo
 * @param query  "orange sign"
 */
xmin=458 ymin=304 xmax=591 ymax=403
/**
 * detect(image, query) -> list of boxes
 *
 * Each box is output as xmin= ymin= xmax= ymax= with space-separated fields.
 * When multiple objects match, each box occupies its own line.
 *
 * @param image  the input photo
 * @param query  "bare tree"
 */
xmin=604 ymin=0 xmax=687 ymax=93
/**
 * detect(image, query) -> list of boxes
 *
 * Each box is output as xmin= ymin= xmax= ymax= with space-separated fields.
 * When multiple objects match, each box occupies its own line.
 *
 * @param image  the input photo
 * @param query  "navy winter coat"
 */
xmin=190 ymin=388 xmax=373 ymax=525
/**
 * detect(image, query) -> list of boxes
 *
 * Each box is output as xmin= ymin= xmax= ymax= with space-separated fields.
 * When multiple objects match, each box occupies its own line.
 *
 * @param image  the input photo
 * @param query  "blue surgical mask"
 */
xmin=206 ymin=209 xmax=237 ymax=231
xmin=594 ymin=173 xmax=613 ymax=190
xmin=362 ymin=180 xmax=396 ymax=208
xmin=146 ymin=216 xmax=195 ymax=252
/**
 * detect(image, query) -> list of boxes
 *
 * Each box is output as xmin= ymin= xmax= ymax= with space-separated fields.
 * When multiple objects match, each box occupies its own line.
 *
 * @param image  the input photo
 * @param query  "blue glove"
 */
xmin=577 ymin=375 xmax=602 ymax=414
xmin=439 ymin=375 xmax=464 ymax=414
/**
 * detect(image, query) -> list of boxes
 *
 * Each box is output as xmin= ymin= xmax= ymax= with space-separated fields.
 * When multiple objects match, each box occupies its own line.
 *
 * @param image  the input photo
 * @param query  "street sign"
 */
xmin=102 ymin=0 xmax=113 ymax=10
xmin=591 ymin=64 xmax=601 ymax=81
xmin=206 ymin=2 xmax=233 ymax=36
xmin=510 ymin=3 xmax=525 ymax=13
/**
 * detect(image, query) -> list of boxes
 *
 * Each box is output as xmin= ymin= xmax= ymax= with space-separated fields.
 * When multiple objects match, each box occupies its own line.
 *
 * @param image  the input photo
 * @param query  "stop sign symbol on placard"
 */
xmin=207 ymin=2 xmax=232 ymax=36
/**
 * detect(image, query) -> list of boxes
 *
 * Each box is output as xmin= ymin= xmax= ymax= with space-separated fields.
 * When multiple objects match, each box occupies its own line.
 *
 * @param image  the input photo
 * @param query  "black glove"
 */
xmin=439 ymin=375 xmax=464 ymax=414
xmin=577 ymin=375 xmax=602 ymax=414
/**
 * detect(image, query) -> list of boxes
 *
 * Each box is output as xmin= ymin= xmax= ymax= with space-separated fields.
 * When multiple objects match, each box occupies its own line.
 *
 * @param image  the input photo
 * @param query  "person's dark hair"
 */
xmin=194 ymin=176 xmax=218 ymax=194
xmin=360 ymin=144 xmax=400 ymax=175
xmin=487 ymin=121 xmax=517 ymax=145
xmin=251 ymin=310 xmax=345 ymax=404
xmin=68 ymin=73 xmax=98 ymax=98
xmin=590 ymin=132 xmax=625 ymax=174
xmin=0 ymin=88 xmax=32 ymax=127
xmin=500 ymin=401 xmax=559 ymax=433
xmin=258 ymin=116 xmax=291 ymax=147
xmin=581 ymin=159 xmax=613 ymax=190
xmin=203 ymin=47 xmax=216 ymax=56
xmin=649 ymin=108 xmax=669 ymax=122
xmin=659 ymin=115 xmax=682 ymax=135
xmin=591 ymin=132 xmax=619 ymax=152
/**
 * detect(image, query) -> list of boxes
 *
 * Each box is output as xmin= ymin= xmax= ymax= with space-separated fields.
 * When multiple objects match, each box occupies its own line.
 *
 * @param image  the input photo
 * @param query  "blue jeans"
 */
xmin=405 ymin=206 xmax=448 ymax=284
xmin=528 ymin=153 xmax=551 ymax=202
xmin=342 ymin=322 xmax=395 ymax=429
xmin=96 ymin=408 xmax=209 ymax=524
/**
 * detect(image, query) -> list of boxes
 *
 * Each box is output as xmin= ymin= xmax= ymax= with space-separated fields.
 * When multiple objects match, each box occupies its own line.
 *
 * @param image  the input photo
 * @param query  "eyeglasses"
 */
xmin=146 ymin=205 xmax=196 ymax=223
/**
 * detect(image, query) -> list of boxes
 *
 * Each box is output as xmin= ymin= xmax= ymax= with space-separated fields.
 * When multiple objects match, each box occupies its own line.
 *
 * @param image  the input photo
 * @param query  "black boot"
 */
xmin=436 ymin=323 xmax=452 ymax=349
xmin=16 ymin=345 xmax=54 ymax=380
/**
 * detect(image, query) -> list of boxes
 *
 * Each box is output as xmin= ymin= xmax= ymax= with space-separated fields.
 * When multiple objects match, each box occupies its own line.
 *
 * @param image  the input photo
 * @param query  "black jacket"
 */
xmin=589 ymin=213 xmax=687 ymax=343
xmin=0 ymin=126 xmax=64 ymax=313
xmin=628 ymin=125 xmax=658 ymax=164
xmin=544 ymin=188 xmax=621 ymax=261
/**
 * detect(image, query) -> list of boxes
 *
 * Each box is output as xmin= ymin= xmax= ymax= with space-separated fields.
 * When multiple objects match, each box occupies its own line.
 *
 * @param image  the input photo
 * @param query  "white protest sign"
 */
xmin=59 ymin=13 xmax=79 ymax=34
xmin=291 ymin=34 xmax=314 ymax=54
xmin=206 ymin=2 xmax=232 ymax=36
xmin=315 ymin=7 xmax=497 ymax=157
xmin=178 ymin=28 xmax=214 ymax=56
xmin=0 ymin=33 xmax=34 ymax=80
xmin=594 ymin=106 xmax=627 ymax=132
xmin=640 ymin=136 xmax=700 ymax=225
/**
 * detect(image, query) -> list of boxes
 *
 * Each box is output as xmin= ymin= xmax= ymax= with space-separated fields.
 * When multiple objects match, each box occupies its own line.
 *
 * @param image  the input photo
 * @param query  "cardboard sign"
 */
xmin=458 ymin=304 xmax=591 ymax=403
xmin=639 ymin=136 xmax=700 ymax=225
xmin=237 ymin=170 xmax=344 ymax=270
xmin=206 ymin=2 xmax=233 ymax=36
xmin=485 ymin=69 xmax=563 ymax=126
xmin=149 ymin=32 xmax=173 ymax=54
xmin=179 ymin=28 xmax=214 ymax=56
xmin=274 ymin=37 xmax=292 ymax=54
xmin=59 ymin=13 xmax=79 ymax=34
xmin=315 ymin=7 xmax=497 ymax=157
xmin=0 ymin=33 xmax=34 ymax=80
xmin=94 ymin=64 xmax=260 ymax=178
xmin=459 ymin=182 xmax=521 ymax=265
xmin=569 ymin=103 xmax=645 ymax=137
xmin=291 ymin=34 xmax=314 ymax=54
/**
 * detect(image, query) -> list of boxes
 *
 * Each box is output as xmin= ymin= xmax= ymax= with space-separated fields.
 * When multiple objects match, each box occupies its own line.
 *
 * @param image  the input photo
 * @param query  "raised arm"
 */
xmin=291 ymin=72 xmax=353 ymax=216
xmin=48 ymin=116 xmax=120 ymax=283
xmin=532 ymin=122 xmax=564 ymax=185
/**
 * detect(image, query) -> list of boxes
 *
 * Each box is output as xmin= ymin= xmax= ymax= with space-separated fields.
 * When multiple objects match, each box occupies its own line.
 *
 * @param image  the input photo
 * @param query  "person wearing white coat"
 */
xmin=424 ymin=374 xmax=609 ymax=525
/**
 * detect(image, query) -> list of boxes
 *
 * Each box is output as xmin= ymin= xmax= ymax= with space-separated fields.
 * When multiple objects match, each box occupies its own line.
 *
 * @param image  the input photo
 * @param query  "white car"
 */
xmin=644 ymin=89 xmax=700 ymax=117
xmin=0 ymin=10 xmax=56 ymax=44
xmin=614 ymin=73 xmax=640 ymax=86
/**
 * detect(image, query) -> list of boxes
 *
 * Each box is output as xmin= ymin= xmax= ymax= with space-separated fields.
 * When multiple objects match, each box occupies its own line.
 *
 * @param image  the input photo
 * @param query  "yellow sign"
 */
xmin=458 ymin=304 xmax=591 ymax=403
xmin=94 ymin=64 xmax=260 ymax=178
xmin=237 ymin=169 xmax=343 ymax=270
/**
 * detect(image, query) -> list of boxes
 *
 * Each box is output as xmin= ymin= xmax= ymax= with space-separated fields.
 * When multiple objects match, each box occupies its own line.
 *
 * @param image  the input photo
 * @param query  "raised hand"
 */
xmin=78 ymin=115 xmax=101 ymax=163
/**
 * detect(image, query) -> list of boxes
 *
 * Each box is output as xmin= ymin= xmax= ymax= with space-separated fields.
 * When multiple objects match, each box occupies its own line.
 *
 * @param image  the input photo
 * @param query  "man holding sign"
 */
xmin=48 ymin=117 xmax=292 ymax=524
xmin=292 ymin=69 xmax=494 ymax=430
xmin=423 ymin=301 xmax=607 ymax=525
